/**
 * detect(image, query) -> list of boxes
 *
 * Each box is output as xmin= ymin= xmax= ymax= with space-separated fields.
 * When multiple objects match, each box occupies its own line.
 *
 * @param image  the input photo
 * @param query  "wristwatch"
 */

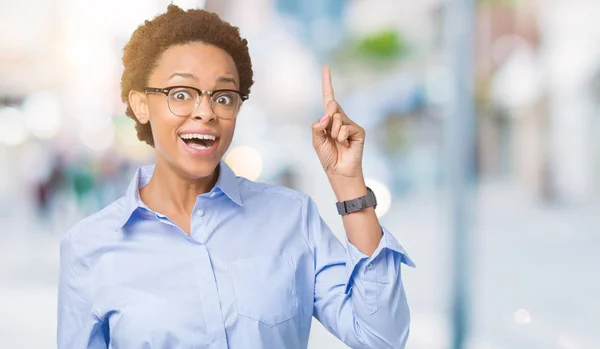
xmin=336 ymin=187 xmax=377 ymax=215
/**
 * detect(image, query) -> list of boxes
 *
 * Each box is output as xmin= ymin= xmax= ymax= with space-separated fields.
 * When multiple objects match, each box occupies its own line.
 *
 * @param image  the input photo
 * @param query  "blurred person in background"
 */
xmin=35 ymin=156 xmax=66 ymax=220
xmin=57 ymin=5 xmax=414 ymax=349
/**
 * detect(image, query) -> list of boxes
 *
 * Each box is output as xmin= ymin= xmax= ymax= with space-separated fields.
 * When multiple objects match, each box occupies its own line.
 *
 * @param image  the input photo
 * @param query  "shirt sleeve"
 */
xmin=57 ymin=232 xmax=109 ymax=349
xmin=304 ymin=196 xmax=415 ymax=349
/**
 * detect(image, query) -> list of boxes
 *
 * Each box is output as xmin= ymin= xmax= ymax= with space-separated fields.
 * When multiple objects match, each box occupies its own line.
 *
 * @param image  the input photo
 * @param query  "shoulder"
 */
xmin=237 ymin=177 xmax=310 ymax=209
xmin=60 ymin=198 xmax=125 ymax=254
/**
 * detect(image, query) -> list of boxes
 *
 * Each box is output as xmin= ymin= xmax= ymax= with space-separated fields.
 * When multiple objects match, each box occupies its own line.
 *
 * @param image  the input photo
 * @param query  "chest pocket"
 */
xmin=228 ymin=255 xmax=298 ymax=327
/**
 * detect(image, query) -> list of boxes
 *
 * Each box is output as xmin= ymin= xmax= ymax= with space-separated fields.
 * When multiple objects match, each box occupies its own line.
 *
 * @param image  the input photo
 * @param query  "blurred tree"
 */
xmin=335 ymin=28 xmax=409 ymax=66
xmin=355 ymin=29 xmax=407 ymax=60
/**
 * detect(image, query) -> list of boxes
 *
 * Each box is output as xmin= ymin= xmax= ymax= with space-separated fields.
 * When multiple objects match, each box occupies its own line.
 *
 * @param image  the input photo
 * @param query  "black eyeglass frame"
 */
xmin=143 ymin=85 xmax=249 ymax=119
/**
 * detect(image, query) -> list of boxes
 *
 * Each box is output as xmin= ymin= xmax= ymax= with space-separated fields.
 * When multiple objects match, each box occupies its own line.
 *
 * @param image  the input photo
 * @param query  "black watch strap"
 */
xmin=336 ymin=187 xmax=377 ymax=215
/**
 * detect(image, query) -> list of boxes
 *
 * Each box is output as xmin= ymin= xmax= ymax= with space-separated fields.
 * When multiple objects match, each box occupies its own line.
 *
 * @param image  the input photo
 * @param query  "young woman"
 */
xmin=57 ymin=5 xmax=414 ymax=349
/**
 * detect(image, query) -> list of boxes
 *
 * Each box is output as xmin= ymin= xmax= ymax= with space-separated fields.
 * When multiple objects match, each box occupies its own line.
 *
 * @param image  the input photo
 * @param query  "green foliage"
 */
xmin=354 ymin=29 xmax=407 ymax=60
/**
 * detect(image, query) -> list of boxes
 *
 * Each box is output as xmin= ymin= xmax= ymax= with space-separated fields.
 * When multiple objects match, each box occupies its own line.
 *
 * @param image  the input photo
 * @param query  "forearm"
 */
xmin=329 ymin=174 xmax=383 ymax=257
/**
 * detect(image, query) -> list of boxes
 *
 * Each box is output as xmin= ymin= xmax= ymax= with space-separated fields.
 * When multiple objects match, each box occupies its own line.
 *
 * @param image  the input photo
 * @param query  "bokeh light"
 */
xmin=365 ymin=178 xmax=392 ymax=218
xmin=514 ymin=308 xmax=532 ymax=325
xmin=225 ymin=145 xmax=263 ymax=181
xmin=0 ymin=107 xmax=29 ymax=146
xmin=23 ymin=92 xmax=62 ymax=139
xmin=79 ymin=121 xmax=116 ymax=153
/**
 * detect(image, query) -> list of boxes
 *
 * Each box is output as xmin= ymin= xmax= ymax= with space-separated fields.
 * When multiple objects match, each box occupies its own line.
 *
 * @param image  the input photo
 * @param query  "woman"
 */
xmin=57 ymin=5 xmax=414 ymax=349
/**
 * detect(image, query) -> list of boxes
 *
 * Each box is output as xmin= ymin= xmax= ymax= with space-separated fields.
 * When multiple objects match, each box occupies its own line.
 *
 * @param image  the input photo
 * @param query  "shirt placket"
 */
xmin=194 ymin=243 xmax=228 ymax=348
xmin=192 ymin=199 xmax=228 ymax=349
xmin=153 ymin=196 xmax=228 ymax=348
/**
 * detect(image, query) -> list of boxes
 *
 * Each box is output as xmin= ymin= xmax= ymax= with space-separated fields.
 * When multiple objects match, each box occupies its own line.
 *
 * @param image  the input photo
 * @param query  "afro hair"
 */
xmin=120 ymin=4 xmax=254 ymax=146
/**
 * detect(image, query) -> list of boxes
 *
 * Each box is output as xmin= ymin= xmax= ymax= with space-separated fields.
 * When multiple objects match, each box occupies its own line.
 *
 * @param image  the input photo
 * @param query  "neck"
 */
xmin=141 ymin=157 xmax=219 ymax=216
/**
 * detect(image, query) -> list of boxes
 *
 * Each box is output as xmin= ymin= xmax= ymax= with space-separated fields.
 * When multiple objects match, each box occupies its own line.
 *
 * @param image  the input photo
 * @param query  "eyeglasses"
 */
xmin=144 ymin=86 xmax=248 ymax=120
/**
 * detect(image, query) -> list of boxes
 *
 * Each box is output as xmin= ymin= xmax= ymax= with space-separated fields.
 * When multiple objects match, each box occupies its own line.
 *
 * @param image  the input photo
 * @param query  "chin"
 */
xmin=176 ymin=158 xmax=221 ymax=180
xmin=157 ymin=136 xmax=229 ymax=180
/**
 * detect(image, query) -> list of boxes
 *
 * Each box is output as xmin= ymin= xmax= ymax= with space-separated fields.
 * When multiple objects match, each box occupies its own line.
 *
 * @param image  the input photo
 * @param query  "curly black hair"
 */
xmin=120 ymin=4 xmax=254 ymax=146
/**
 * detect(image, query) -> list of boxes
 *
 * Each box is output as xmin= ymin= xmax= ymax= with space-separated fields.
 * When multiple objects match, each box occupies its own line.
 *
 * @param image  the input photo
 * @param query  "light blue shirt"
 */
xmin=57 ymin=161 xmax=414 ymax=349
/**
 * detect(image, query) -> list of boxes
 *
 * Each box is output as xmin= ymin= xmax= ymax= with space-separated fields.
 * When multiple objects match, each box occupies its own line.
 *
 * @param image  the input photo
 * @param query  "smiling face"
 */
xmin=129 ymin=42 xmax=241 ymax=180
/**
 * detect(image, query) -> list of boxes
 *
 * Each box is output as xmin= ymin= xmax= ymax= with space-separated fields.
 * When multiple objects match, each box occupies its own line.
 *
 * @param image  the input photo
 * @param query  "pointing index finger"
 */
xmin=322 ymin=66 xmax=335 ymax=108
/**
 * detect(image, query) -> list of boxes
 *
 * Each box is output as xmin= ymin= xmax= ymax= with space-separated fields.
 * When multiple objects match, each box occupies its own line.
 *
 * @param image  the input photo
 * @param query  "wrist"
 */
xmin=328 ymin=175 xmax=367 ymax=202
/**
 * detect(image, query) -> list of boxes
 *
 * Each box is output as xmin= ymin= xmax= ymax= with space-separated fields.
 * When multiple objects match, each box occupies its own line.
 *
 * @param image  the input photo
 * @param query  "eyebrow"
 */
xmin=216 ymin=76 xmax=238 ymax=87
xmin=169 ymin=72 xmax=198 ymax=81
xmin=168 ymin=73 xmax=238 ymax=87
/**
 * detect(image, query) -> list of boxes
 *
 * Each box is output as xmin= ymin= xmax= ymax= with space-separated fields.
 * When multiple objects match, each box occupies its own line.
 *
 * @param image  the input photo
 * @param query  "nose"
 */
xmin=192 ymin=94 xmax=217 ymax=122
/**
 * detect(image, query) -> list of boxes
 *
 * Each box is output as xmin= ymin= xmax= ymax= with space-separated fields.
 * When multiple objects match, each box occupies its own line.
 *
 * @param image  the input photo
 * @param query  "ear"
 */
xmin=129 ymin=90 xmax=150 ymax=124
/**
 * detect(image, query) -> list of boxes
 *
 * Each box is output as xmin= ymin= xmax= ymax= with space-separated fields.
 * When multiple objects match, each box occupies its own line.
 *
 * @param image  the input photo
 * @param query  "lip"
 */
xmin=178 ymin=136 xmax=220 ymax=157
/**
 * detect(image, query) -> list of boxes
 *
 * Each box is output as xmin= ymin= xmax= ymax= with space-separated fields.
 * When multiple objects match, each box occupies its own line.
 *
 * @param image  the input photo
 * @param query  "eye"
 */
xmin=214 ymin=92 xmax=235 ymax=106
xmin=169 ymin=88 xmax=195 ymax=101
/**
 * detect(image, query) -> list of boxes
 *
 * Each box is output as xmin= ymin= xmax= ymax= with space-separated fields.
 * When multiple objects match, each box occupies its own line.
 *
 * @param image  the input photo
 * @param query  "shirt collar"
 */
xmin=116 ymin=160 xmax=242 ymax=230
xmin=214 ymin=160 xmax=243 ymax=206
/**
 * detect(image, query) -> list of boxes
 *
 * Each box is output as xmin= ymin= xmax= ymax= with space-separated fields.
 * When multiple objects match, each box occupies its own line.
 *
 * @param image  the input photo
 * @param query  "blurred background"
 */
xmin=1 ymin=0 xmax=599 ymax=348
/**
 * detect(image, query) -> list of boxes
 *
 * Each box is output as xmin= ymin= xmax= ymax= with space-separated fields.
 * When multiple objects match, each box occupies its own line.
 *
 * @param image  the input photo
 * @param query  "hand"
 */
xmin=312 ymin=66 xmax=366 ymax=180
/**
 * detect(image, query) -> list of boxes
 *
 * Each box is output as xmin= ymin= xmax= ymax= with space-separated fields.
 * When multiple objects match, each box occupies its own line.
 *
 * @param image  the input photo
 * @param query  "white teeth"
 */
xmin=179 ymin=133 xmax=216 ymax=141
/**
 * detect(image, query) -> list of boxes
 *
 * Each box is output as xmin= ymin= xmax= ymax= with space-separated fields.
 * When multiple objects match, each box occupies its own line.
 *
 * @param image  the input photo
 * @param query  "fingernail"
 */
xmin=319 ymin=114 xmax=329 ymax=123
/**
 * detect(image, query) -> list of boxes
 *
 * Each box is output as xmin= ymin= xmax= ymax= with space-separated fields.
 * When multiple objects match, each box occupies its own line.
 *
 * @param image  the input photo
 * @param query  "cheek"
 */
xmin=219 ymin=120 xmax=236 ymax=143
xmin=148 ymin=97 xmax=170 ymax=115
xmin=149 ymin=112 xmax=181 ymax=147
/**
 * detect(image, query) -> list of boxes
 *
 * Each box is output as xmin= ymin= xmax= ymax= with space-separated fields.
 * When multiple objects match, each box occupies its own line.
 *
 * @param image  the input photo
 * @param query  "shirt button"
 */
xmin=196 ymin=209 xmax=205 ymax=217
xmin=366 ymin=263 xmax=373 ymax=270
xmin=209 ymin=192 xmax=216 ymax=198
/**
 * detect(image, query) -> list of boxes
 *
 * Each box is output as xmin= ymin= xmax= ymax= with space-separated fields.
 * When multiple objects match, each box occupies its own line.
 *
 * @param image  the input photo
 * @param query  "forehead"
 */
xmin=149 ymin=42 xmax=239 ymax=85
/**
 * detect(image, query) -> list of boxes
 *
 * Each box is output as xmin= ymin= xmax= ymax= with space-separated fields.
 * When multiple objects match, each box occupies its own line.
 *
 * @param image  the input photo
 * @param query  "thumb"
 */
xmin=312 ymin=114 xmax=330 ymax=147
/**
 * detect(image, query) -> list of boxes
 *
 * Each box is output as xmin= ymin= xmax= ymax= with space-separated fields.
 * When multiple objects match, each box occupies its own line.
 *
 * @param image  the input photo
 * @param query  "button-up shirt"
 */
xmin=57 ymin=161 xmax=414 ymax=349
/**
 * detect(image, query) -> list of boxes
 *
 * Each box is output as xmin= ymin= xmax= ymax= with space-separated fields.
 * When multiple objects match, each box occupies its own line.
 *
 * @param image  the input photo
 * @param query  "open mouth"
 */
xmin=179 ymin=133 xmax=218 ymax=150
